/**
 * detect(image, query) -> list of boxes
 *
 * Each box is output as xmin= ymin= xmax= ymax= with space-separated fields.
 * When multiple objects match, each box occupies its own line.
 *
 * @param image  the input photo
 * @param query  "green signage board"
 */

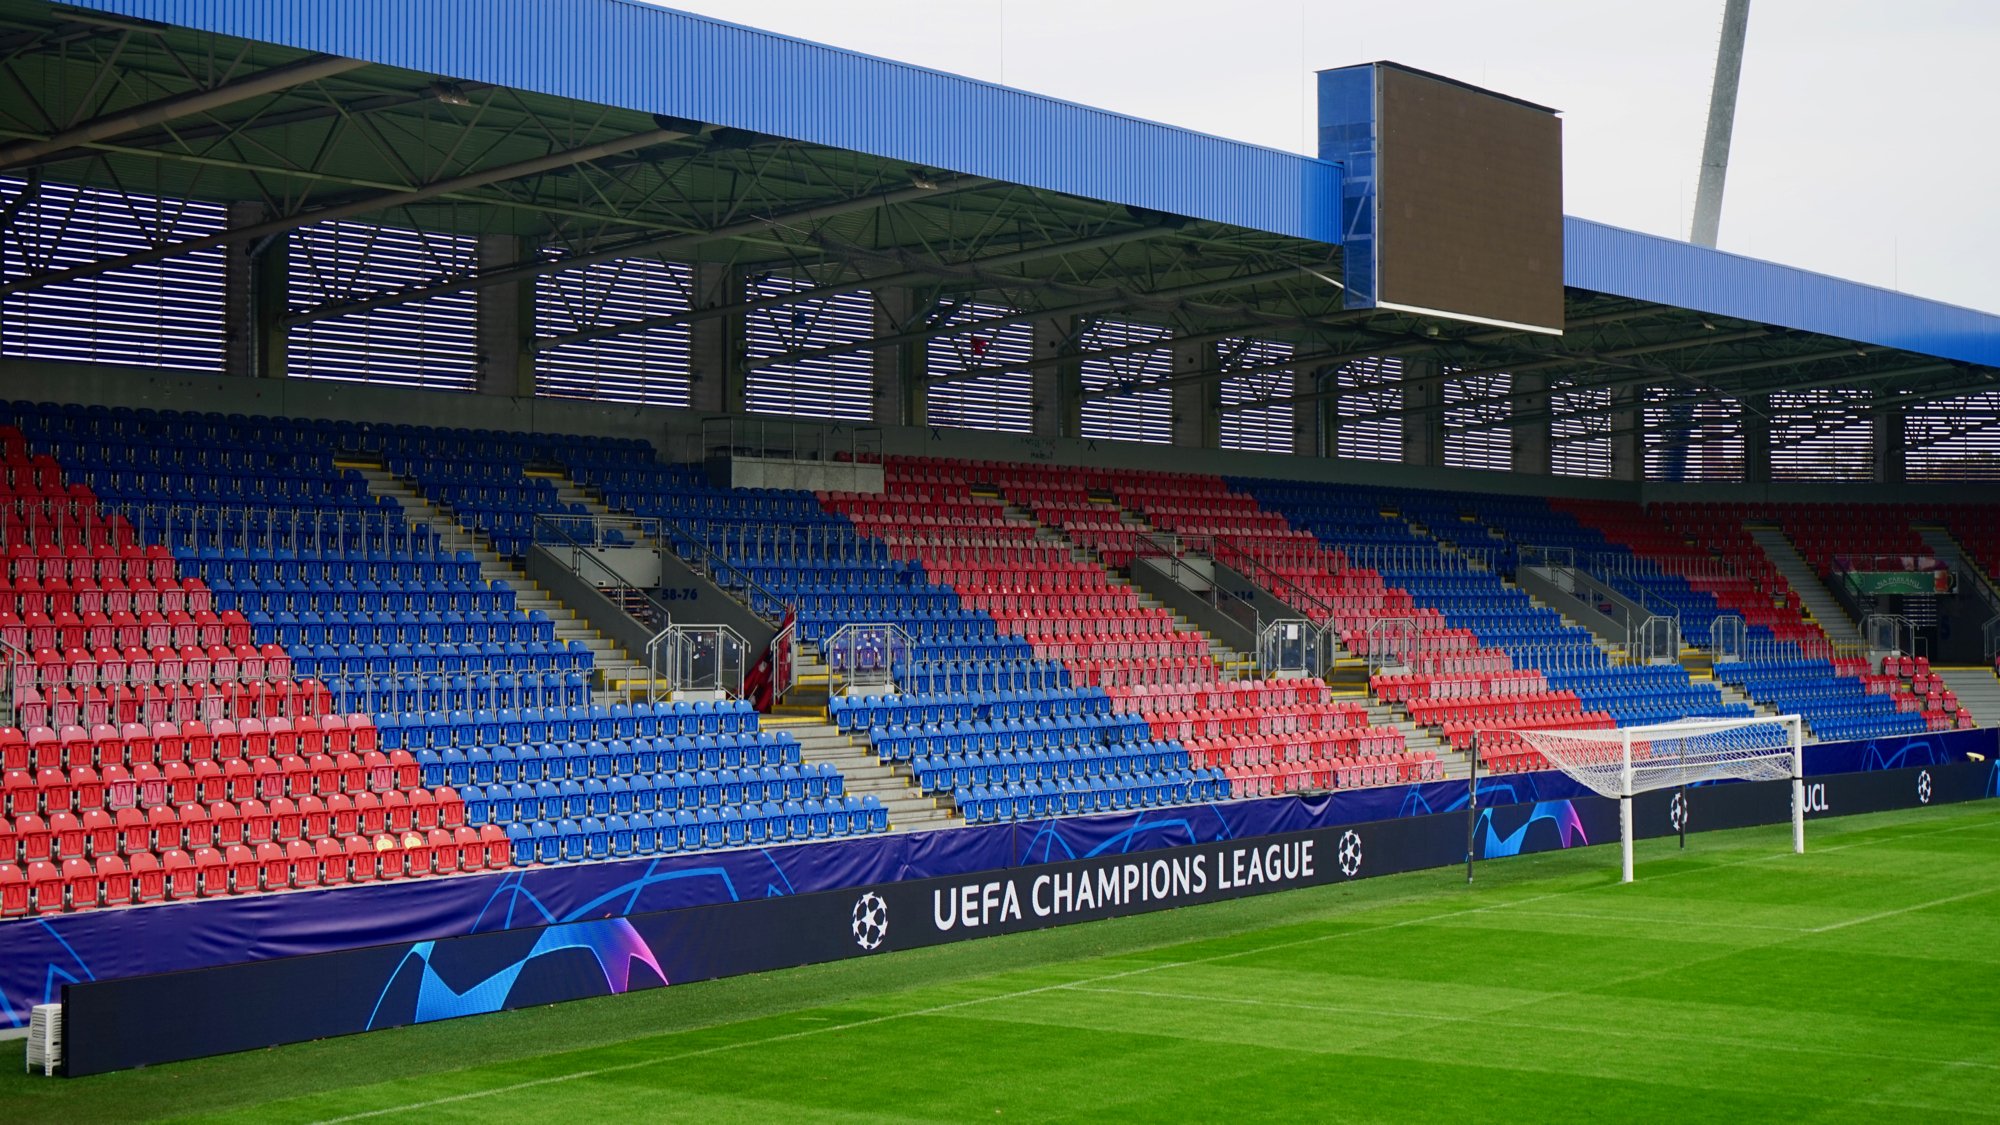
xmin=1845 ymin=571 xmax=1952 ymax=596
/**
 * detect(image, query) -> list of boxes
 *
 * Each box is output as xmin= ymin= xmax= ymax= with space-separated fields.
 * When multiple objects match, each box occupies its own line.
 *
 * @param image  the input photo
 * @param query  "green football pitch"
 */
xmin=6 ymin=802 xmax=2000 ymax=1124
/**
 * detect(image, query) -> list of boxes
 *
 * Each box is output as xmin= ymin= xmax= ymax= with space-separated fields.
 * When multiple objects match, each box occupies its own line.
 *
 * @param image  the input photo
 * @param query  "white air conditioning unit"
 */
xmin=25 ymin=1003 xmax=61 ymax=1076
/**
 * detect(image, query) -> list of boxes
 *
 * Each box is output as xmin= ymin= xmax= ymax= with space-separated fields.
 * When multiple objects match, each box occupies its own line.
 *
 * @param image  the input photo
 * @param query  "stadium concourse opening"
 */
xmin=0 ymin=0 xmax=1998 ymax=1087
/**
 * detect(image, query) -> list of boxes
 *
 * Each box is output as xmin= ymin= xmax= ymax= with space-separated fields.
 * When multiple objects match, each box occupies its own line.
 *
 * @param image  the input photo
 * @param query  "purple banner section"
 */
xmin=3 ymin=725 xmax=1991 ymax=1025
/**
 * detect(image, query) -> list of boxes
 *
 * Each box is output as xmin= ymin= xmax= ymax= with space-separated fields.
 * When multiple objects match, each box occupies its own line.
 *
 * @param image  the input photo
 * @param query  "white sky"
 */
xmin=652 ymin=0 xmax=2000 ymax=316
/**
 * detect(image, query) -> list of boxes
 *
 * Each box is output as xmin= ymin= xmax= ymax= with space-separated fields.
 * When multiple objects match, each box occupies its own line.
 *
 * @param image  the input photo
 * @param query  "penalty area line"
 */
xmin=1806 ymin=885 xmax=1997 ymax=934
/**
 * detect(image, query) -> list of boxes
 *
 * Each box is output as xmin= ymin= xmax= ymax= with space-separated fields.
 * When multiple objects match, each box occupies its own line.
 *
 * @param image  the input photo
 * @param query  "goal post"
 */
xmin=1500 ymin=715 xmax=1805 ymax=883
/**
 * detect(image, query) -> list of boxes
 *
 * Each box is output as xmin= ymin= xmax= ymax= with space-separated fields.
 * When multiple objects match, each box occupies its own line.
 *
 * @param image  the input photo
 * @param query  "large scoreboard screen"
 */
xmin=1321 ymin=62 xmax=1564 ymax=335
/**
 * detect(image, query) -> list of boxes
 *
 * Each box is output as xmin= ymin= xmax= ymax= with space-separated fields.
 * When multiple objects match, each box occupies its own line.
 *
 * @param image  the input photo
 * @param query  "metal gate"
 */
xmin=824 ymin=623 xmax=912 ymax=696
xmin=1711 ymin=614 xmax=1747 ymax=664
xmin=1258 ymin=619 xmax=1330 ymax=679
xmin=1364 ymin=617 xmax=1419 ymax=675
xmin=661 ymin=623 xmax=749 ymax=700
xmin=1629 ymin=614 xmax=1682 ymax=665
xmin=1861 ymin=614 xmax=1915 ymax=662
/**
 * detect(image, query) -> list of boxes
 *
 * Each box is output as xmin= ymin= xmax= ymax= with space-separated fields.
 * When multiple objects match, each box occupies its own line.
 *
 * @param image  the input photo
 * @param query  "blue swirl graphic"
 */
xmin=367 ymin=918 xmax=666 ymax=1027
xmin=1476 ymin=800 xmax=1589 ymax=859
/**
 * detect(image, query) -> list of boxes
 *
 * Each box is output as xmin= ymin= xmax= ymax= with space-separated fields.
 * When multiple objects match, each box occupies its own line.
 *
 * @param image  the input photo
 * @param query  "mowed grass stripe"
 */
xmin=0 ymin=803 xmax=1990 ymax=1124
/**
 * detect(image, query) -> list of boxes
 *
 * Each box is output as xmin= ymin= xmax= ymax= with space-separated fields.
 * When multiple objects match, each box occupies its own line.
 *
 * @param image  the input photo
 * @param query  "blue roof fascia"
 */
xmin=67 ymin=0 xmax=1344 ymax=244
xmin=1566 ymin=217 xmax=2000 ymax=369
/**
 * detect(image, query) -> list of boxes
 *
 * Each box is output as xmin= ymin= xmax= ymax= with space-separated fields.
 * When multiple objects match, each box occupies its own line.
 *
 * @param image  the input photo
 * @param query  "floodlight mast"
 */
xmin=1691 ymin=0 xmax=1753 ymax=247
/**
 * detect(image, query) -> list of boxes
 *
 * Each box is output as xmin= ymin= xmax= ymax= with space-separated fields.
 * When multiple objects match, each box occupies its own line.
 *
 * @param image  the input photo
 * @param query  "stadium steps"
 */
xmin=1000 ymin=500 xmax=1258 ymax=681
xmin=774 ymin=641 xmax=832 ymax=715
xmin=551 ymin=480 xmax=650 ymax=541
xmin=355 ymin=468 xmax=655 ymax=704
xmin=758 ymin=715 xmax=959 ymax=831
xmin=1110 ymin=502 xmax=1264 ymax=678
xmin=1746 ymin=525 xmax=1861 ymax=645
xmin=1497 ymin=575 xmax=1627 ymax=661
xmin=1934 ymin=668 xmax=2000 ymax=728
xmin=1361 ymin=700 xmax=1457 ymax=774
xmin=1914 ymin=526 xmax=2000 ymax=616
xmin=1703 ymin=676 xmax=1777 ymax=719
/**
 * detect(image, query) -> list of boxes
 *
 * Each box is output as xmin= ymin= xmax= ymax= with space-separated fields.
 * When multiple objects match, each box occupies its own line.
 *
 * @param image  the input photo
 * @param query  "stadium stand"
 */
xmin=4 ymin=394 xmax=1994 ymax=916
xmin=0 ymin=404 xmax=894 ymax=914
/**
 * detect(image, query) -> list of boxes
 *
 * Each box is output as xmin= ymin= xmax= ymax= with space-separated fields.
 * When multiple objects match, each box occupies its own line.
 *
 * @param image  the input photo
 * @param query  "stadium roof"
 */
xmin=6 ymin=0 xmax=1998 ymax=435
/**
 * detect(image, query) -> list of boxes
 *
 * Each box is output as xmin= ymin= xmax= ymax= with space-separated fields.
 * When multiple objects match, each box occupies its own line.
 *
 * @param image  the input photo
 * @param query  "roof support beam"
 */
xmin=932 ymin=315 xmax=1343 ymax=389
xmin=1229 ymin=328 xmax=1777 ymax=424
xmin=541 ymin=222 xmax=1170 ymax=352
xmin=284 ymin=175 xmax=991 ymax=327
xmin=1541 ymin=363 xmax=1971 ymax=448
xmin=24 ymin=81 xmax=499 ymax=170
xmin=0 ymin=53 xmax=368 ymax=171
xmin=0 ymin=124 xmax=698 ymax=298
xmin=754 ymin=266 xmax=1310 ymax=373
xmin=1132 ymin=305 xmax=1663 ymax=409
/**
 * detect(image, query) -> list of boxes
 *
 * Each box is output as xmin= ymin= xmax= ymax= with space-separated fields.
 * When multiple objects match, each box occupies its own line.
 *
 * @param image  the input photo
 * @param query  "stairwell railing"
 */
xmin=661 ymin=623 xmax=750 ymax=700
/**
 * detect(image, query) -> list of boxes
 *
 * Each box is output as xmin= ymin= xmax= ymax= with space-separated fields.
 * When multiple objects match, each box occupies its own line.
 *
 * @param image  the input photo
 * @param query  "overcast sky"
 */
xmin=652 ymin=0 xmax=2000 ymax=316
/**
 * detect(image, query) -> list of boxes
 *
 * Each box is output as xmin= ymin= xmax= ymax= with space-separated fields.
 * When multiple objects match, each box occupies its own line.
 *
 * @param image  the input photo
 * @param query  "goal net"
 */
xmin=1498 ymin=715 xmax=1804 ymax=882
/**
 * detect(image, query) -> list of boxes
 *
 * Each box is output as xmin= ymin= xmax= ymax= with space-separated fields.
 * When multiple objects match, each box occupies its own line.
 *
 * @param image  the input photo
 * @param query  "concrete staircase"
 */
xmin=555 ymin=476 xmax=957 ymax=826
xmin=758 ymin=714 xmax=957 ymax=832
xmin=1746 ymin=525 xmax=1860 ymax=646
xmin=552 ymin=477 xmax=649 ymax=544
xmin=1915 ymin=525 xmax=2000 ymax=618
xmin=1000 ymin=498 xmax=1259 ymax=681
xmin=353 ymin=465 xmax=657 ymax=705
xmin=1934 ymin=667 xmax=2000 ymax=728
xmin=1360 ymin=699 xmax=1465 ymax=779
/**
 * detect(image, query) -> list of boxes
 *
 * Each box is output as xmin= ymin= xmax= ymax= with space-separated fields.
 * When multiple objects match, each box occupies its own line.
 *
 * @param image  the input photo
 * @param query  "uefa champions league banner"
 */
xmin=6 ymin=727 xmax=1992 ymax=1030
xmin=60 ymin=758 xmax=1999 ymax=1076
xmin=58 ymin=809 xmax=1480 ymax=1075
xmin=0 ymin=773 xmax=1580 ymax=1027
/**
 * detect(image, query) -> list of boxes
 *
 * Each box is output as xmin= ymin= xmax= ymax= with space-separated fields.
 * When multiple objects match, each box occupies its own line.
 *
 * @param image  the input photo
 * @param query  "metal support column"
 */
xmin=1172 ymin=337 xmax=1219 ymax=448
xmin=222 ymin=202 xmax=277 ymax=379
xmin=1294 ymin=369 xmax=1327 ymax=457
xmin=1608 ymin=385 xmax=1641 ymax=481
xmin=1873 ymin=398 xmax=1906 ymax=483
xmin=688 ymin=263 xmax=743 ymax=415
xmin=1742 ymin=392 xmax=1772 ymax=483
xmin=873 ymin=287 xmax=922 ymax=427
xmin=1511 ymin=371 xmax=1551 ymax=475
xmin=476 ymin=234 xmax=531 ymax=397
xmin=1032 ymin=316 xmax=1078 ymax=439
xmin=1402 ymin=358 xmax=1445 ymax=468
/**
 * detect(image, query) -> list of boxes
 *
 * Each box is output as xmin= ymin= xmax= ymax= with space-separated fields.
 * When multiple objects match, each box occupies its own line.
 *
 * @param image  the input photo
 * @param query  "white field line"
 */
xmin=1056 ymin=983 xmax=2000 ymax=1075
xmin=306 ymin=809 xmax=2000 ymax=1124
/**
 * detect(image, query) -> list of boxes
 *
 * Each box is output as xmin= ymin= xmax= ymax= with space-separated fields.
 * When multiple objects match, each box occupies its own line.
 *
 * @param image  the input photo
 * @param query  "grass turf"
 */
xmin=5 ymin=802 xmax=1999 ymax=1123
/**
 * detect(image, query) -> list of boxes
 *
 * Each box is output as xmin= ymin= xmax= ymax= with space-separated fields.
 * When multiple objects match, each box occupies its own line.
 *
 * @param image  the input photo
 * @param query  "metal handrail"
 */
xmin=1364 ymin=617 xmax=1420 ymax=675
xmin=770 ymin=616 xmax=800 ymax=704
xmin=1132 ymin=530 xmax=1265 ymax=637
xmin=572 ymin=500 xmax=792 ymax=624
xmin=531 ymin=513 xmax=676 ymax=629
xmin=1860 ymin=614 xmax=1915 ymax=659
xmin=1207 ymin=534 xmax=1341 ymax=624
xmin=1257 ymin=618 xmax=1326 ymax=678
xmin=643 ymin=626 xmax=673 ymax=705
xmin=1518 ymin=544 xmax=1576 ymax=570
